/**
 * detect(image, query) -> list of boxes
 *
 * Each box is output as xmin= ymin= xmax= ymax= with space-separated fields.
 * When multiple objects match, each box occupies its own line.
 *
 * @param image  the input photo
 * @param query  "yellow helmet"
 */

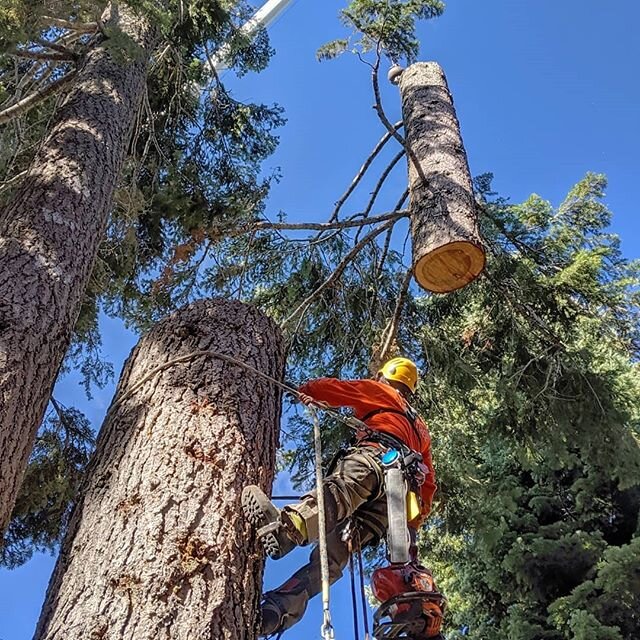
xmin=378 ymin=357 xmax=418 ymax=393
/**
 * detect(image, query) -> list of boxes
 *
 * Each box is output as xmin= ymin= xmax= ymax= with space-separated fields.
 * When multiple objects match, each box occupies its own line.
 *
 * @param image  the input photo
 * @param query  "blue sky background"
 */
xmin=2 ymin=1 xmax=639 ymax=638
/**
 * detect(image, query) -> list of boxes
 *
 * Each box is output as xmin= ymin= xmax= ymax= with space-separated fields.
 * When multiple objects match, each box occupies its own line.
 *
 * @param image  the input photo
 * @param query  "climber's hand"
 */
xmin=298 ymin=392 xmax=315 ymax=406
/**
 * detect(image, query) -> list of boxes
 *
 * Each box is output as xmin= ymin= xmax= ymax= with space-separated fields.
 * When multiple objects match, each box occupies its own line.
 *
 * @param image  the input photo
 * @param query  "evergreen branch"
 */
xmin=282 ymin=219 xmax=396 ymax=329
xmin=41 ymin=16 xmax=100 ymax=33
xmin=0 ymin=71 xmax=77 ymax=126
xmin=211 ymin=209 xmax=407 ymax=238
xmin=330 ymin=120 xmax=403 ymax=222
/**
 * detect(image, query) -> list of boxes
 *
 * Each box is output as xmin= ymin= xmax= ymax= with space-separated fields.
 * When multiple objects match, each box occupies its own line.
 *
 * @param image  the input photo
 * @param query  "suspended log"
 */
xmin=396 ymin=62 xmax=485 ymax=293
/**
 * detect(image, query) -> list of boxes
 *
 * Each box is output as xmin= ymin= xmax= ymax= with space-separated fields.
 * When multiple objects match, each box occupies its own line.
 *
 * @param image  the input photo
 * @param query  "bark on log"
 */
xmin=0 ymin=5 xmax=158 ymax=532
xmin=35 ymin=299 xmax=285 ymax=640
xmin=398 ymin=62 xmax=485 ymax=293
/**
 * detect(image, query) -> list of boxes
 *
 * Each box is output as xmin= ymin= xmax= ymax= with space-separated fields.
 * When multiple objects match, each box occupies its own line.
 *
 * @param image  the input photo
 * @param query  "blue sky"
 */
xmin=2 ymin=1 xmax=639 ymax=638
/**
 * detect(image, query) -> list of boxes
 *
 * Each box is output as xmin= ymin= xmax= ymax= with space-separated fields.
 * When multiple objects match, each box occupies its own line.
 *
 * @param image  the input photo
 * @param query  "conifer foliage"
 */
xmin=418 ymin=173 xmax=640 ymax=639
xmin=0 ymin=0 xmax=281 ymax=562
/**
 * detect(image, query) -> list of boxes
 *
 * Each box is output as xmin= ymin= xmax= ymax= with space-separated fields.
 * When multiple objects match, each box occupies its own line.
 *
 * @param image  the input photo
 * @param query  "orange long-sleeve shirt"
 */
xmin=298 ymin=377 xmax=436 ymax=519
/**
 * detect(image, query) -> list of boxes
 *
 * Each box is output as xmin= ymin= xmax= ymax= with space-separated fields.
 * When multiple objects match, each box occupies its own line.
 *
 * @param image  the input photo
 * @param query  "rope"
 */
xmin=111 ymin=348 xmax=373 ymax=436
xmin=309 ymin=405 xmax=335 ymax=640
xmin=111 ymin=347 xmax=375 ymax=639
xmin=356 ymin=534 xmax=371 ymax=640
xmin=348 ymin=540 xmax=361 ymax=640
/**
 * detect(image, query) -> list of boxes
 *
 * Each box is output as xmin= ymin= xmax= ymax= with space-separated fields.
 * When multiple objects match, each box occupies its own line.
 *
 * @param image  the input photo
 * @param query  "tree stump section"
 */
xmin=397 ymin=62 xmax=485 ymax=293
xmin=35 ymin=299 xmax=285 ymax=640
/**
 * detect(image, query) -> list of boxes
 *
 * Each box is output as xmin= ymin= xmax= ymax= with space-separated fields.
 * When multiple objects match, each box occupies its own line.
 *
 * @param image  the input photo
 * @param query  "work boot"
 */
xmin=260 ymin=598 xmax=284 ymax=638
xmin=242 ymin=485 xmax=297 ymax=559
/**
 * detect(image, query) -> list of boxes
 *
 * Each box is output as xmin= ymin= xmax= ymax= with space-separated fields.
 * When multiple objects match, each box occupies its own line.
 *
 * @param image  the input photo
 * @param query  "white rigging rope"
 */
xmin=309 ymin=404 xmax=336 ymax=640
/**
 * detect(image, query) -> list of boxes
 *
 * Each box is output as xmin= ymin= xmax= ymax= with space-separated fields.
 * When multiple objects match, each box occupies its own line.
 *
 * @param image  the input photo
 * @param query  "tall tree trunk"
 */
xmin=35 ymin=299 xmax=285 ymax=640
xmin=0 ymin=4 xmax=157 ymax=532
xmin=396 ymin=62 xmax=485 ymax=294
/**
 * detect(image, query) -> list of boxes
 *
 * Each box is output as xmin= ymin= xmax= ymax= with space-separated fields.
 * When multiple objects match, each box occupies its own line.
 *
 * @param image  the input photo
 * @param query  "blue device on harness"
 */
xmin=381 ymin=449 xmax=400 ymax=467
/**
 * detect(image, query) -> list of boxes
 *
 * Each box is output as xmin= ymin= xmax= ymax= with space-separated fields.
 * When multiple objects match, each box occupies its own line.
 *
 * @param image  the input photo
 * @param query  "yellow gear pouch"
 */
xmin=407 ymin=490 xmax=421 ymax=524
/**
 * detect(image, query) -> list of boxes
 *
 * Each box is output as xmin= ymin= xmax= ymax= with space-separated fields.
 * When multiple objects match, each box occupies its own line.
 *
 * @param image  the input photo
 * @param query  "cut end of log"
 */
xmin=413 ymin=241 xmax=485 ymax=293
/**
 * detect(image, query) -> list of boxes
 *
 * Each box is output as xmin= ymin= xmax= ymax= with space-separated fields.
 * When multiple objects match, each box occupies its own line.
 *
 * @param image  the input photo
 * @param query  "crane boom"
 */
xmin=211 ymin=0 xmax=296 ymax=73
xmin=248 ymin=0 xmax=296 ymax=32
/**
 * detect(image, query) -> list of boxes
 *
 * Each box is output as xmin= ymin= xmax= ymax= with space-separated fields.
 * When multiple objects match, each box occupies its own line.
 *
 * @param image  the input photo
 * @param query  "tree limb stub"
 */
xmin=398 ymin=62 xmax=485 ymax=293
xmin=0 ymin=72 xmax=78 ymax=126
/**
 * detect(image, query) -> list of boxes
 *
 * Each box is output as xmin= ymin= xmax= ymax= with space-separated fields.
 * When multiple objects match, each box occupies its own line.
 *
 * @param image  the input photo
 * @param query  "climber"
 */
xmin=242 ymin=356 xmax=438 ymax=638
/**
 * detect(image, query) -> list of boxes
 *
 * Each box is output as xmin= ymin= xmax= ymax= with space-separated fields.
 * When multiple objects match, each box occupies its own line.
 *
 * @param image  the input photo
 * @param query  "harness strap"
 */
xmin=359 ymin=406 xmax=424 ymax=449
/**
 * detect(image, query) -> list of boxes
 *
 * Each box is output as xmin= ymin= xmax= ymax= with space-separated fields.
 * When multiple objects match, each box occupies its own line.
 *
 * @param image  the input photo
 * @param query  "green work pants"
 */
xmin=264 ymin=446 xmax=387 ymax=631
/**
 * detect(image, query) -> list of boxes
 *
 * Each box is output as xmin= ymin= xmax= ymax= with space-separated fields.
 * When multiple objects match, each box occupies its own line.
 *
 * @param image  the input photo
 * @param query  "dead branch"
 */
xmin=330 ymin=120 xmax=403 ymax=222
xmin=0 ymin=71 xmax=77 ymax=126
xmin=210 ymin=209 xmax=408 ymax=239
xmin=372 ymin=64 xmax=428 ymax=185
xmin=11 ymin=49 xmax=75 ymax=62
xmin=375 ymin=226 xmax=394 ymax=281
xmin=35 ymin=37 xmax=77 ymax=58
xmin=377 ymin=267 xmax=413 ymax=365
xmin=0 ymin=169 xmax=28 ymax=195
xmin=372 ymin=63 xmax=406 ymax=148
xmin=354 ymin=149 xmax=406 ymax=245
xmin=41 ymin=16 xmax=99 ymax=33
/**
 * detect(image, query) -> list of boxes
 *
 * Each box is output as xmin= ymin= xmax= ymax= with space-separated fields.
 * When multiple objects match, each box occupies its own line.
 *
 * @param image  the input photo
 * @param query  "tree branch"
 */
xmin=11 ymin=49 xmax=76 ymax=62
xmin=330 ymin=120 xmax=403 ymax=222
xmin=378 ymin=267 xmax=413 ymax=365
xmin=41 ymin=16 xmax=99 ymax=33
xmin=210 ymin=209 xmax=408 ymax=239
xmin=35 ymin=37 xmax=77 ymax=58
xmin=0 ymin=71 xmax=77 ymax=126
xmin=372 ymin=64 xmax=406 ymax=147
xmin=282 ymin=219 xmax=396 ymax=329
xmin=354 ymin=149 xmax=406 ymax=244
xmin=0 ymin=169 xmax=28 ymax=195
xmin=372 ymin=64 xmax=428 ymax=185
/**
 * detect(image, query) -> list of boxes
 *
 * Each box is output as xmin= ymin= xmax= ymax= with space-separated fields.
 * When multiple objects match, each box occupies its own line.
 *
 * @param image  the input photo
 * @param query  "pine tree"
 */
xmin=417 ymin=173 xmax=640 ymax=639
xmin=35 ymin=298 xmax=285 ymax=639
xmin=0 ymin=0 xmax=281 ymax=549
xmin=1 ymin=0 xmax=444 ymax=563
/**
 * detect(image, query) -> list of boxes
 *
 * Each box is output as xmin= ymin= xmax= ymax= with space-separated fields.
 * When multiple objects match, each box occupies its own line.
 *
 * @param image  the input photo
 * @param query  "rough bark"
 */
xmin=0 ymin=4 xmax=157 ymax=533
xmin=398 ymin=62 xmax=485 ymax=293
xmin=35 ymin=299 xmax=285 ymax=640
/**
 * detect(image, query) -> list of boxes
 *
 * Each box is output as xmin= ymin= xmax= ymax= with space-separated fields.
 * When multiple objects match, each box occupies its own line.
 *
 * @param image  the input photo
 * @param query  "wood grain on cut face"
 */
xmin=399 ymin=62 xmax=485 ymax=293
xmin=35 ymin=299 xmax=285 ymax=640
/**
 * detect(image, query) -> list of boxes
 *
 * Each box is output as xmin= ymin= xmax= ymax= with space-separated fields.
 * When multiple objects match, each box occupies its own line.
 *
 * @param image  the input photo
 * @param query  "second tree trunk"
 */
xmin=0 ymin=4 xmax=157 ymax=532
xmin=35 ymin=299 xmax=285 ymax=640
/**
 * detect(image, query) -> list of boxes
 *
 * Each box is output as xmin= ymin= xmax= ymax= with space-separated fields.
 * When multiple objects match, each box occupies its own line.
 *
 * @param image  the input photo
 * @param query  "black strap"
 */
xmin=360 ymin=407 xmax=424 ymax=449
